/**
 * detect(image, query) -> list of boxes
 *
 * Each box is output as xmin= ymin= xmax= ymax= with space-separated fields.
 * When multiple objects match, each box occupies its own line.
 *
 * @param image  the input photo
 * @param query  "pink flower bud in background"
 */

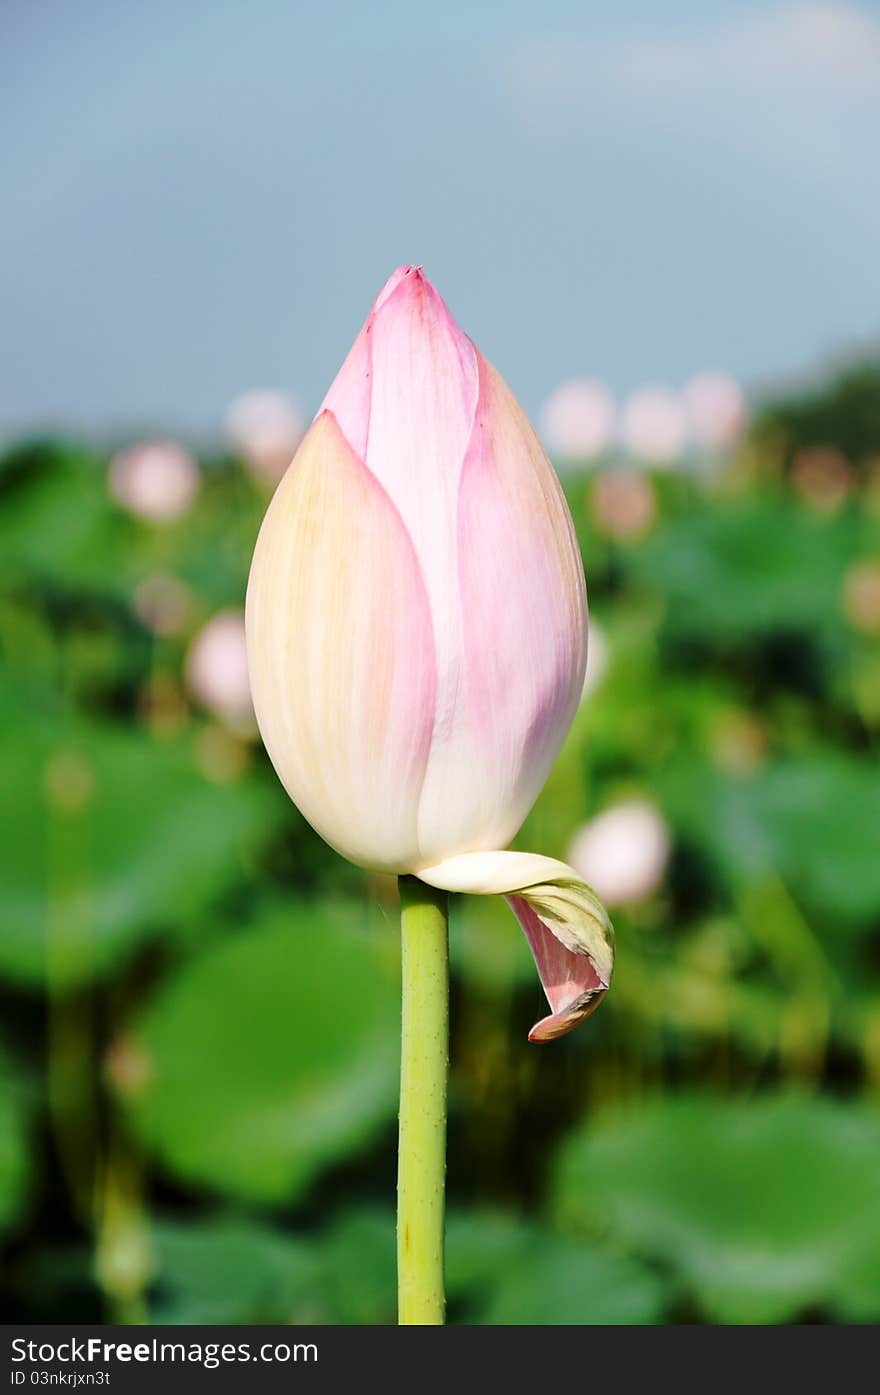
xmin=568 ymin=800 xmax=671 ymax=907
xmin=620 ymin=386 xmax=688 ymax=465
xmin=683 ymin=372 xmax=747 ymax=451
xmin=108 ymin=441 xmax=200 ymax=521
xmin=592 ymin=468 xmax=657 ymax=541
xmin=540 ymin=378 xmax=615 ymax=463
xmin=225 ymin=389 xmax=306 ymax=487
xmin=247 ymin=266 xmax=614 ymax=1040
xmin=186 ymin=611 xmax=254 ymax=731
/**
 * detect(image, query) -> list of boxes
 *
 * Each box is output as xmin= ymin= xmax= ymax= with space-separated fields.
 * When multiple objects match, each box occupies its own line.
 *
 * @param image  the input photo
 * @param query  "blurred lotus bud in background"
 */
xmin=683 ymin=372 xmax=748 ymax=451
xmin=620 ymin=386 xmax=688 ymax=465
xmin=225 ymin=389 xmax=306 ymax=487
xmin=133 ymin=574 xmax=194 ymax=637
xmin=540 ymin=378 xmax=615 ymax=464
xmin=108 ymin=441 xmax=200 ymax=521
xmin=185 ymin=610 xmax=254 ymax=731
xmin=591 ymin=467 xmax=657 ymax=541
xmin=568 ymin=799 xmax=671 ymax=907
xmin=580 ymin=618 xmax=610 ymax=703
xmin=842 ymin=560 xmax=880 ymax=634
xmin=790 ymin=446 xmax=853 ymax=515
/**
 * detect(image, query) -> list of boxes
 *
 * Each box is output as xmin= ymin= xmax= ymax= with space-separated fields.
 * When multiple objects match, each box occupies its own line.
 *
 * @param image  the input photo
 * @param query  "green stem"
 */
xmin=397 ymin=876 xmax=449 ymax=1325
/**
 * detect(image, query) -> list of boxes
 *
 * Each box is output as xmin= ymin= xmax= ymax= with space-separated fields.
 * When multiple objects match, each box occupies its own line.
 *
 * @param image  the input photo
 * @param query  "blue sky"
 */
xmin=2 ymin=0 xmax=878 ymax=437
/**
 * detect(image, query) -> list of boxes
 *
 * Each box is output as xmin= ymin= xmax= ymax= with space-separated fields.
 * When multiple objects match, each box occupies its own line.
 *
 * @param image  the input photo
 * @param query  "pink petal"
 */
xmin=320 ymin=313 xmax=373 ymax=460
xmin=322 ymin=265 xmax=477 ymax=513
xmin=355 ymin=269 xmax=482 ymax=862
xmin=508 ymin=894 xmax=607 ymax=1043
xmin=452 ymin=354 xmax=587 ymax=851
xmin=320 ymin=267 xmax=442 ymax=461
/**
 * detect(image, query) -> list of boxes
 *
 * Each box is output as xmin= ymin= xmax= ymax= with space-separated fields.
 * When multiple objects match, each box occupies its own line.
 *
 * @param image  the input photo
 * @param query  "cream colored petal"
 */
xmin=246 ymin=411 xmax=437 ymax=871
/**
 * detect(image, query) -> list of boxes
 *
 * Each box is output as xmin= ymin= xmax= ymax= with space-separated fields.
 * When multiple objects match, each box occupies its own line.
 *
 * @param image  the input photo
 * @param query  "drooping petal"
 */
xmin=246 ymin=410 xmax=437 ymax=871
xmin=507 ymin=895 xmax=607 ymax=1043
xmin=418 ymin=851 xmax=613 ymax=1042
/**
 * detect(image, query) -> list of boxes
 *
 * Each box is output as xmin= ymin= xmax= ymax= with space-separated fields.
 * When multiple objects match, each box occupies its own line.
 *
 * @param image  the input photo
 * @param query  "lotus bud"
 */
xmin=620 ymin=386 xmax=687 ymax=465
xmin=541 ymin=378 xmax=615 ymax=463
xmin=683 ymin=372 xmax=747 ymax=451
xmin=246 ymin=267 xmax=613 ymax=1039
xmin=592 ymin=468 xmax=657 ymax=540
xmin=225 ymin=389 xmax=306 ymax=487
xmin=108 ymin=441 xmax=199 ymax=521
xmin=186 ymin=611 xmax=254 ymax=732
xmin=568 ymin=799 xmax=671 ymax=907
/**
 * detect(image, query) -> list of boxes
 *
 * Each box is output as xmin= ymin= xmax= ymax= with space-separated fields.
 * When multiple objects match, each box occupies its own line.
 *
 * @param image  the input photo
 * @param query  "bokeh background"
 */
xmin=2 ymin=0 xmax=880 ymax=1325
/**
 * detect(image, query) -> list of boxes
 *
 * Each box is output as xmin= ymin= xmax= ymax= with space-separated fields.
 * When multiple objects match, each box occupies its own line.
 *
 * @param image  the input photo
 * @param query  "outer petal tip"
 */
xmin=527 ymin=987 xmax=608 ymax=1044
xmin=373 ymin=264 xmax=423 ymax=311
